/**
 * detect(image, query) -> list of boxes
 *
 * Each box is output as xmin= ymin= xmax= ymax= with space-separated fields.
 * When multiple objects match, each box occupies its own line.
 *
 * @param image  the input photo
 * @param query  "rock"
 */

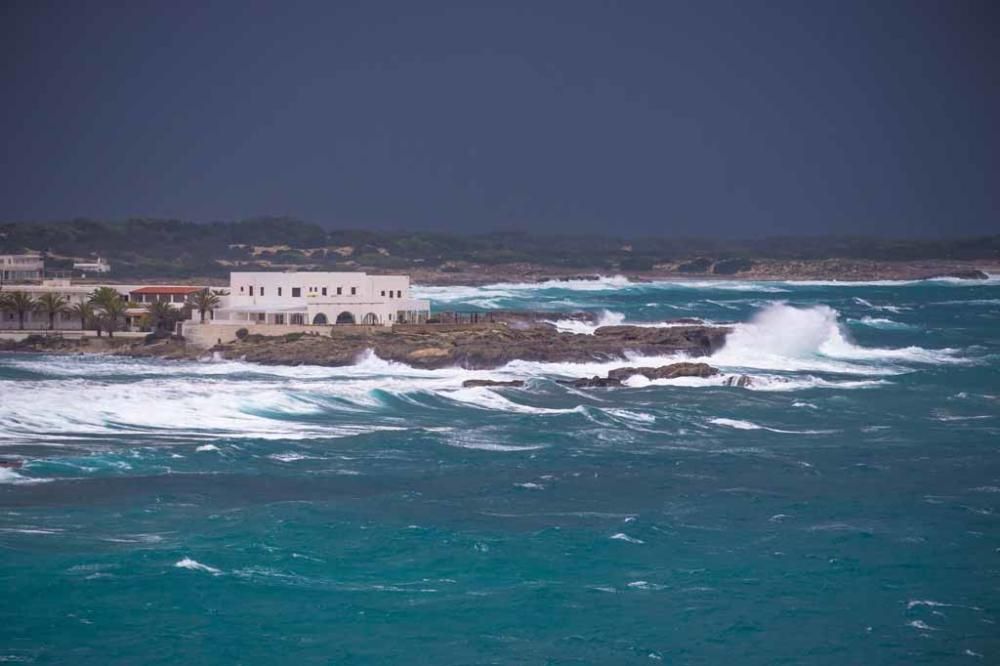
xmin=664 ymin=317 xmax=704 ymax=325
xmin=461 ymin=379 xmax=525 ymax=388
xmin=557 ymin=376 xmax=623 ymax=388
xmin=723 ymin=374 xmax=753 ymax=388
xmin=607 ymin=362 xmax=720 ymax=381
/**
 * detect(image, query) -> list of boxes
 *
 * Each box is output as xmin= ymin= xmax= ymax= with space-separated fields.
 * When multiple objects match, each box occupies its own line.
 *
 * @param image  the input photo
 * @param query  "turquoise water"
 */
xmin=2 ymin=277 xmax=999 ymax=664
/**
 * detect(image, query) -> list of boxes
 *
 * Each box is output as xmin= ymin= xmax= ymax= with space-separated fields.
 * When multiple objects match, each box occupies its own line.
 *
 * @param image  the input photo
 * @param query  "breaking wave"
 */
xmin=712 ymin=303 xmax=963 ymax=375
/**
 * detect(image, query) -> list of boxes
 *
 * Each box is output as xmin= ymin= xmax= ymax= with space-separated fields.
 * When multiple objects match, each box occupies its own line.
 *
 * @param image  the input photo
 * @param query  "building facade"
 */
xmin=0 ymin=254 xmax=44 ymax=282
xmin=214 ymin=271 xmax=429 ymax=326
xmin=0 ymin=280 xmax=204 ymax=331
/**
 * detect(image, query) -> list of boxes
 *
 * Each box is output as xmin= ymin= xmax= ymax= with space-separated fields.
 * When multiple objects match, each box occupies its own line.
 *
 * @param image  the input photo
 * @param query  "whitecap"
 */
xmin=710 ymin=418 xmax=761 ymax=430
xmin=610 ymin=533 xmax=645 ymax=544
xmin=174 ymin=557 xmax=222 ymax=574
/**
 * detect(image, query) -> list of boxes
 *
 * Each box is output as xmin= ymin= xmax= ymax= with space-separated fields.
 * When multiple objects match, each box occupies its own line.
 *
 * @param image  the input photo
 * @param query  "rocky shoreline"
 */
xmin=0 ymin=318 xmax=731 ymax=372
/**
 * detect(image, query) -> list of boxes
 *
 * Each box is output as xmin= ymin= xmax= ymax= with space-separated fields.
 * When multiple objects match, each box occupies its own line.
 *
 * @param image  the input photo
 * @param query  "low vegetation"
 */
xmin=0 ymin=218 xmax=997 ymax=280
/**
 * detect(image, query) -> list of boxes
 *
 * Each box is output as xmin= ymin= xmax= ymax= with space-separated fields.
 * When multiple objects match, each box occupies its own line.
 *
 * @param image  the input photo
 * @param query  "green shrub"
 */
xmin=235 ymin=328 xmax=249 ymax=340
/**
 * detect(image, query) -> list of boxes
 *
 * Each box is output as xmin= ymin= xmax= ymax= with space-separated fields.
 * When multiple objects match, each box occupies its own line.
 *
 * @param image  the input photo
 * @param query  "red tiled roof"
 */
xmin=130 ymin=286 xmax=203 ymax=295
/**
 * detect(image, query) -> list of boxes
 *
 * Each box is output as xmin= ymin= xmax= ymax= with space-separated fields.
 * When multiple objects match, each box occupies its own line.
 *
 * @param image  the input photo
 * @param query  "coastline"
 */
xmin=1 ymin=319 xmax=731 ymax=371
xmin=402 ymin=259 xmax=997 ymax=286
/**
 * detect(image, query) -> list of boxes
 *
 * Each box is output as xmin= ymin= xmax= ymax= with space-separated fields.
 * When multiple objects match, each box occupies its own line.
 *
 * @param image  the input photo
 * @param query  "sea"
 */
xmin=2 ymin=276 xmax=999 ymax=664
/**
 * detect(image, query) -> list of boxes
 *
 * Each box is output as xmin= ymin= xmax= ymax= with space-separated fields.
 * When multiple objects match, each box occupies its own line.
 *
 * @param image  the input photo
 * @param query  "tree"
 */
xmin=143 ymin=300 xmax=176 ymax=333
xmin=0 ymin=292 xmax=36 ymax=330
xmin=187 ymin=288 xmax=221 ymax=323
xmin=89 ymin=286 xmax=128 ymax=338
xmin=69 ymin=301 xmax=97 ymax=334
xmin=35 ymin=292 xmax=69 ymax=330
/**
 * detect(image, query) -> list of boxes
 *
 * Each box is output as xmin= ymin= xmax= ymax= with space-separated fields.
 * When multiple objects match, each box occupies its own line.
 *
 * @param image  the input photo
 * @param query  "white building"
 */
xmin=214 ymin=271 xmax=429 ymax=326
xmin=73 ymin=257 xmax=111 ymax=275
xmin=0 ymin=254 xmax=44 ymax=282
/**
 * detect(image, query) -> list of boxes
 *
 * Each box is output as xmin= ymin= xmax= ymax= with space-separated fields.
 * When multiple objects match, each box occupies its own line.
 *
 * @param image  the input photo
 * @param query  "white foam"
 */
xmin=610 ymin=533 xmax=645 ymax=544
xmin=710 ymin=418 xmax=761 ymax=430
xmin=548 ymin=310 xmax=625 ymax=334
xmin=712 ymin=303 xmax=964 ymax=375
xmin=174 ymin=557 xmax=222 ymax=574
xmin=195 ymin=444 xmax=219 ymax=453
xmin=0 ymin=468 xmax=49 ymax=485
xmin=709 ymin=417 xmax=834 ymax=435
xmin=852 ymin=316 xmax=915 ymax=330
xmin=907 ymin=620 xmax=938 ymax=631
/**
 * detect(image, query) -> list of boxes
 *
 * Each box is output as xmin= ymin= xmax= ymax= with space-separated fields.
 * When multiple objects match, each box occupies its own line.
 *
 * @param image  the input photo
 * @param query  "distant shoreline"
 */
xmin=15 ymin=259 xmax=993 ymax=289
xmin=404 ymin=259 xmax=998 ymax=286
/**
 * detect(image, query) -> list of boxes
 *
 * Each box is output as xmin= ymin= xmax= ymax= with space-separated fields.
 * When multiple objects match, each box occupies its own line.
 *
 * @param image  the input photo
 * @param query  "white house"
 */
xmin=213 ymin=271 xmax=430 ymax=327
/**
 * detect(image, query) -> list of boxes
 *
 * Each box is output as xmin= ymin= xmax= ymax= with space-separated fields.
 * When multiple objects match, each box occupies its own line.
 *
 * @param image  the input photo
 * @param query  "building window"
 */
xmin=260 ymin=287 xmax=265 ymax=296
xmin=292 ymin=287 xmax=301 ymax=297
xmin=397 ymin=290 xmax=402 ymax=298
xmin=381 ymin=290 xmax=385 ymax=297
xmin=351 ymin=287 xmax=357 ymax=295
xmin=388 ymin=291 xmax=393 ymax=298
xmin=249 ymin=286 xmax=254 ymax=296
xmin=275 ymin=314 xmax=285 ymax=324
xmin=278 ymin=287 xmax=282 ymax=296
xmin=240 ymin=286 xmax=244 ymax=293
xmin=173 ymin=294 xmax=184 ymax=303
xmin=290 ymin=313 xmax=304 ymax=325
xmin=322 ymin=287 xmax=327 ymax=296
xmin=336 ymin=287 xmax=342 ymax=295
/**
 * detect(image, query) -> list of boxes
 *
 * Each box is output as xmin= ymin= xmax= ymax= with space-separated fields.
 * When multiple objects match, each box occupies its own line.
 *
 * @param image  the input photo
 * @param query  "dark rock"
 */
xmin=607 ymin=362 xmax=720 ymax=381
xmin=723 ymin=374 xmax=754 ymax=388
xmin=462 ymin=379 xmax=526 ymax=388
xmin=664 ymin=317 xmax=705 ymax=325
xmin=557 ymin=376 xmax=623 ymax=388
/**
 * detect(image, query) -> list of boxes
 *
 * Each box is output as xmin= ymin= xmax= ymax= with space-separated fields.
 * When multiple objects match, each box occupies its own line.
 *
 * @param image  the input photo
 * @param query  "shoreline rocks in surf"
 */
xmin=0 ymin=319 xmax=730 ymax=370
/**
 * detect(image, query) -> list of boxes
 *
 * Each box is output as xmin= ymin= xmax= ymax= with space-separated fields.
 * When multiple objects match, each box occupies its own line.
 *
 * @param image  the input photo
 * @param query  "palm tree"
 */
xmin=69 ymin=301 xmax=96 ymax=334
xmin=188 ymin=289 xmax=221 ymax=323
xmin=89 ymin=286 xmax=127 ymax=338
xmin=144 ymin=300 xmax=175 ymax=332
xmin=0 ymin=291 xmax=36 ymax=330
xmin=35 ymin=292 xmax=69 ymax=331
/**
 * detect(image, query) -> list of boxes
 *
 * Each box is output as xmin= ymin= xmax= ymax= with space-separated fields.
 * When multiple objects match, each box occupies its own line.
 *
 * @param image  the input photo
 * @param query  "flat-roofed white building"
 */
xmin=1 ymin=253 xmax=44 ymax=282
xmin=214 ymin=271 xmax=429 ymax=326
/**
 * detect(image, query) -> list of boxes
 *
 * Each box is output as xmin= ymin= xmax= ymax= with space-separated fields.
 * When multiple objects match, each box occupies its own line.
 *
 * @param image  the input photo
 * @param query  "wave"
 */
xmin=712 ymin=303 xmax=963 ymax=375
xmin=175 ymin=557 xmax=222 ymax=574
xmin=546 ymin=310 xmax=723 ymax=335
xmin=849 ymin=316 xmax=916 ymax=330
xmin=0 ymin=467 xmax=50 ymax=485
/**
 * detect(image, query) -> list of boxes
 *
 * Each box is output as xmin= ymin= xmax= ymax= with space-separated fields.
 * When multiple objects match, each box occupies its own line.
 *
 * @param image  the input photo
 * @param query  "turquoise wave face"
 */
xmin=2 ymin=277 xmax=999 ymax=663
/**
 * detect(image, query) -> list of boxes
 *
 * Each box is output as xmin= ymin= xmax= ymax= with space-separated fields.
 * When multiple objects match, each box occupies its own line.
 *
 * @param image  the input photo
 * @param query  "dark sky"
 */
xmin=1 ymin=0 xmax=997 ymax=237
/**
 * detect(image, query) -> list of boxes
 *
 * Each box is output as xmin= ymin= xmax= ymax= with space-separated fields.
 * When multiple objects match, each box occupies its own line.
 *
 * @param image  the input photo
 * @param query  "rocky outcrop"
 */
xmin=557 ymin=376 xmax=623 ymax=388
xmin=607 ymin=362 xmax=719 ymax=381
xmin=461 ymin=379 xmax=526 ymax=388
xmin=224 ymin=322 xmax=731 ymax=370
xmin=723 ymin=374 xmax=753 ymax=388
